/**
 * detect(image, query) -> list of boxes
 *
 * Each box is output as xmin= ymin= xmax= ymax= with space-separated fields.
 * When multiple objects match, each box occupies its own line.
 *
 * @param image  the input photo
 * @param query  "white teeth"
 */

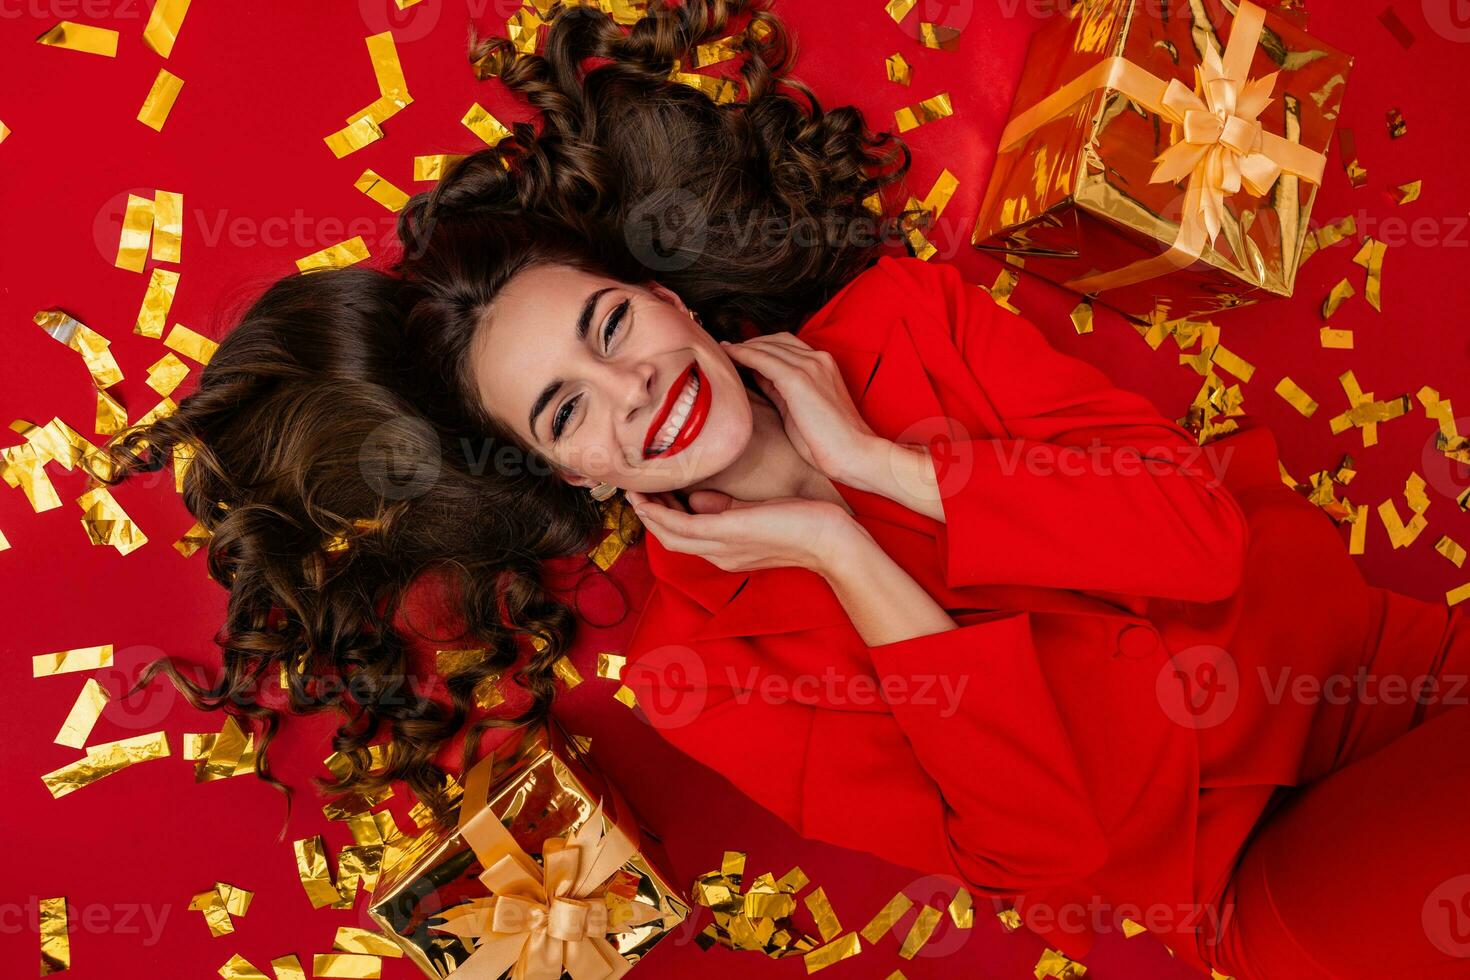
xmin=648 ymin=373 xmax=701 ymax=455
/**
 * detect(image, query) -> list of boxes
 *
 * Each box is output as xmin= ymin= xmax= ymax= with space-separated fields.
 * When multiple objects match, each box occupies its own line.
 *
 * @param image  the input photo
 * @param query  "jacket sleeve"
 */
xmin=906 ymin=259 xmax=1249 ymax=602
xmin=623 ymin=606 xmax=1109 ymax=895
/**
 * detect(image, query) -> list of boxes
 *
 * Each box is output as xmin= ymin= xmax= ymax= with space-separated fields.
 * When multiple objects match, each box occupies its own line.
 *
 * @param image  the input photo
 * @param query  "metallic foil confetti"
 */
xmin=270 ymin=955 xmax=306 ymax=980
xmin=1352 ymin=237 xmax=1387 ymax=311
xmin=39 ymin=897 xmax=69 ymax=975
xmin=1275 ymin=377 xmax=1318 ymax=417
xmin=1386 ymin=106 xmax=1408 ymax=138
xmin=1035 ymin=948 xmax=1088 ymax=979
xmin=354 ymin=169 xmax=409 ymax=212
xmin=804 ymin=887 xmax=841 ymax=942
xmin=986 ymin=268 xmax=1021 ymax=314
xmin=668 ymin=60 xmax=741 ymax=104
xmin=146 ymin=352 xmax=190 ymax=397
xmin=55 ymin=676 xmax=110 ymax=749
xmin=218 ymin=954 xmax=268 ymax=979
xmin=0 ymin=119 xmax=10 ymax=144
xmin=413 ymin=154 xmax=465 ymax=182
xmin=997 ymin=908 xmax=1022 ymax=931
xmin=595 ymin=651 xmax=626 ymax=680
xmin=506 ymin=8 xmax=546 ymax=55
xmin=692 ymin=855 xmax=820 ymax=958
xmin=1122 ymin=918 xmax=1148 ymax=938
xmin=152 ymin=189 xmax=183 ymax=262
xmin=900 ymin=194 xmax=936 ymax=261
xmin=135 ymin=268 xmax=179 ymax=338
xmin=294 ymin=836 xmax=346 ymax=909
xmin=37 ymin=21 xmax=118 ymax=57
xmin=916 ymin=23 xmax=961 ymax=51
xmin=188 ymin=888 xmax=234 ymax=937
xmin=920 ymin=168 xmax=958 ymax=219
xmin=138 ymin=69 xmax=184 ymax=131
xmin=693 ymin=34 xmax=742 ymax=68
xmin=552 ymin=655 xmax=584 ymax=688
xmin=1322 ymin=279 xmax=1354 ymax=318
xmin=1070 ymin=299 xmax=1094 ymax=334
xmin=77 ymin=485 xmax=147 ymax=555
xmin=297 ymin=237 xmax=370 ymax=273
xmin=134 ymin=396 xmax=179 ymax=428
xmin=41 ymin=731 xmax=169 ymax=798
xmin=803 ymin=933 xmax=860 ymax=973
xmin=0 ymin=527 xmax=10 ymax=552
xmin=947 ymin=888 xmax=972 ymax=928
xmin=1337 ymin=128 xmax=1368 ymax=188
xmin=115 ymin=193 xmax=155 ymax=272
xmin=196 ymin=715 xmax=253 ymax=781
xmin=885 ymin=52 xmax=912 ymax=86
xmin=1210 ymin=345 xmax=1255 ymax=383
xmin=33 ymin=644 xmax=112 ymax=677
xmin=898 ymin=905 xmax=941 ymax=958
xmin=353 ymin=32 xmax=412 ymax=125
xmin=217 ymin=882 xmax=253 ymax=917
xmin=1319 ymin=326 xmax=1354 ymax=349
xmin=435 ymin=648 xmax=487 ymax=674
xmin=312 ymin=953 xmax=382 ymax=978
xmin=332 ymin=927 xmax=404 ymax=957
xmin=1437 ymin=535 xmax=1467 ymax=568
xmin=1392 ymin=180 xmax=1422 ymax=205
xmin=612 ymin=683 xmax=638 ymax=708
xmin=860 ymin=892 xmax=914 ymax=943
xmin=893 ymin=92 xmax=952 ymax=133
xmin=324 ymin=116 xmax=385 ymax=159
xmin=885 ymin=0 xmax=918 ymax=23
xmin=143 ymin=0 xmax=192 ymax=57
xmin=1448 ymin=583 xmax=1470 ymax=607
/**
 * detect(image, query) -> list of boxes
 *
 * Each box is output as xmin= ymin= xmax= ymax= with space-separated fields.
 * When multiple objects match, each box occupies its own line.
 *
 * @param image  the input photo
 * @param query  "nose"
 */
xmin=611 ymin=359 xmax=656 ymax=423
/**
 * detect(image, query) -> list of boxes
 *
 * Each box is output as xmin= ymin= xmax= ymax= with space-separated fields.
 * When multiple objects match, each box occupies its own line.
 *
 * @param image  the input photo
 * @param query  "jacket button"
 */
xmin=1116 ymin=624 xmax=1160 ymax=659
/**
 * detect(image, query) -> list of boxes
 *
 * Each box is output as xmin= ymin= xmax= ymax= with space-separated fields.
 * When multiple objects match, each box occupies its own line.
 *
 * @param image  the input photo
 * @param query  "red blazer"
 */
xmin=623 ymin=256 xmax=1378 ymax=968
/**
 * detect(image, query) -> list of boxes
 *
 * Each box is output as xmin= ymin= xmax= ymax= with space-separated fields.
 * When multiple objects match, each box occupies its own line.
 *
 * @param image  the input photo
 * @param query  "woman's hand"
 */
xmin=626 ymin=488 xmax=864 ymax=577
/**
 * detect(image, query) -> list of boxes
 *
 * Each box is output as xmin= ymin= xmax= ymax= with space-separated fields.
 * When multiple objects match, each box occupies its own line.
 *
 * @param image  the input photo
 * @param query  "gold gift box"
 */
xmin=973 ymin=0 xmax=1353 ymax=318
xmin=368 ymin=723 xmax=690 ymax=979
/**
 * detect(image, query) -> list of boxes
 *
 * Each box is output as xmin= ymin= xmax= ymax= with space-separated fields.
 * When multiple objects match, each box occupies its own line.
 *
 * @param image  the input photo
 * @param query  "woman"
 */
xmin=99 ymin=0 xmax=1468 ymax=977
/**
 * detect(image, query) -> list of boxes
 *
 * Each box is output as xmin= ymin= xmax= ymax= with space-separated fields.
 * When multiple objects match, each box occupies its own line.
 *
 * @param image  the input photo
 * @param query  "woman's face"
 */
xmin=469 ymin=263 xmax=754 ymax=492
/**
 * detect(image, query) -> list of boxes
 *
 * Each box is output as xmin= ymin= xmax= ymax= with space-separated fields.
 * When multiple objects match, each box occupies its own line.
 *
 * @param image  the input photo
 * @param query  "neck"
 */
xmin=690 ymin=385 xmax=846 ymax=508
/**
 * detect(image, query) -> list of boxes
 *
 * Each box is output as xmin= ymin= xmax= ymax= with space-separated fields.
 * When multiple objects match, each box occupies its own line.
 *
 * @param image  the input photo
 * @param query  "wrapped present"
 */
xmin=973 ymin=0 xmax=1353 ymax=318
xmin=368 ymin=722 xmax=690 ymax=979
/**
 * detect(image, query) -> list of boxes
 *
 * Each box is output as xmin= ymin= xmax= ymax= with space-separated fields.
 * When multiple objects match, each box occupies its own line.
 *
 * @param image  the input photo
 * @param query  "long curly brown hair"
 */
xmin=96 ymin=0 xmax=914 ymax=829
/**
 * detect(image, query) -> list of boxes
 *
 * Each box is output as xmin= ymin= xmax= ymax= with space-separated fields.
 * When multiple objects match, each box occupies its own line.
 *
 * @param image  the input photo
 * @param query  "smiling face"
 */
xmin=468 ymin=262 xmax=754 ymax=492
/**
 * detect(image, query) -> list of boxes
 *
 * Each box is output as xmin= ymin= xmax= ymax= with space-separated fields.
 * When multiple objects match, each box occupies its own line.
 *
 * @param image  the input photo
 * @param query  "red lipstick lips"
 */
xmin=643 ymin=361 xmax=710 ymax=460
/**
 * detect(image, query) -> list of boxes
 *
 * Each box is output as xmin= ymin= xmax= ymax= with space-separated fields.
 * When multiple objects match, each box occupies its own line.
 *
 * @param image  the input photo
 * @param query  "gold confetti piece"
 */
xmin=312 ymin=953 xmax=382 ymax=978
xmin=1448 ymin=582 xmax=1470 ymax=607
xmin=216 ymin=882 xmax=253 ymax=917
xmin=1321 ymin=278 xmax=1354 ymax=318
xmin=0 ymin=119 xmax=10 ymax=144
xmin=1352 ymin=237 xmax=1387 ymax=312
xmin=189 ymin=887 xmax=235 ymax=937
xmin=135 ymin=267 xmax=180 ymax=338
xmin=722 ymin=851 xmax=747 ymax=879
xmin=1070 ymin=299 xmax=1094 ymax=334
xmin=161 ymin=322 xmax=218 ymax=366
xmin=997 ymin=907 xmax=1022 ymax=930
xmin=324 ymin=115 xmax=384 ymax=159
xmin=1391 ymin=180 xmax=1422 ymax=205
xmin=1319 ymin=326 xmax=1353 ymax=349
xmin=885 ymin=52 xmax=911 ymax=86
xmin=41 ymin=731 xmax=169 ymax=798
xmin=898 ymin=904 xmax=941 ymax=958
xmin=595 ymin=651 xmax=626 ymax=680
xmin=612 ymin=683 xmax=638 ymax=708
xmin=270 ymin=954 xmax=306 ymax=980
xmin=986 ymin=268 xmax=1021 ymax=314
xmin=947 ymin=887 xmax=972 ymax=928
xmin=885 ymin=0 xmax=918 ymax=23
xmin=1035 ymin=947 xmax=1088 ymax=979
xmin=0 ymin=527 xmax=10 ymax=552
xmin=776 ymin=866 xmax=809 ymax=892
xmin=804 ymin=886 xmax=842 ymax=942
xmin=1337 ymin=128 xmax=1367 ymax=188
xmin=1386 ymin=106 xmax=1407 ymax=139
xmin=218 ymin=954 xmax=269 ymax=980
xmin=137 ymin=69 xmax=184 ymax=131
xmin=116 ymin=193 xmax=154 ymax=272
xmin=886 ymin=973 xmax=908 ymax=980
xmin=413 ymin=154 xmax=465 ymax=182
xmin=332 ymin=927 xmax=403 ymax=957
xmin=552 ymin=655 xmax=583 ymax=688
xmin=145 ymin=352 xmax=191 ymax=397
xmin=1274 ymin=377 xmax=1318 ymax=417
xmin=920 ymin=168 xmax=958 ymax=220
xmin=860 ymin=891 xmax=914 ymax=943
xmin=55 ymin=676 xmax=110 ymax=749
xmin=893 ymin=92 xmax=952 ymax=133
xmin=152 ymin=189 xmax=183 ymax=263
xmin=37 ymin=21 xmax=118 ymax=57
xmin=34 ymin=645 xmax=113 ymax=677
xmin=803 ymin=933 xmax=860 ymax=973
xmin=1122 ymin=917 xmax=1148 ymax=938
xmin=462 ymin=102 xmax=511 ymax=145
xmin=435 ymin=648 xmax=488 ymax=674
xmin=197 ymin=715 xmax=253 ymax=781
xmin=1436 ymin=535 xmax=1466 ymax=568
xmin=297 ymin=237 xmax=371 ymax=274
xmin=1210 ymin=345 xmax=1254 ymax=383
xmin=143 ymin=0 xmax=192 ymax=57
xmin=917 ymin=22 xmax=962 ymax=50
xmin=294 ymin=836 xmax=345 ymax=909
xmin=356 ymin=31 xmax=412 ymax=125
xmin=76 ymin=484 xmax=147 ymax=554
xmin=353 ymin=169 xmax=410 ymax=212
xmin=39 ymin=896 xmax=69 ymax=975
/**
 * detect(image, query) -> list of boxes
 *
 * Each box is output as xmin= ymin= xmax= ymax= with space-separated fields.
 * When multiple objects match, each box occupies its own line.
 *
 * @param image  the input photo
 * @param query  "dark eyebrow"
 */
xmin=526 ymin=286 xmax=616 ymax=439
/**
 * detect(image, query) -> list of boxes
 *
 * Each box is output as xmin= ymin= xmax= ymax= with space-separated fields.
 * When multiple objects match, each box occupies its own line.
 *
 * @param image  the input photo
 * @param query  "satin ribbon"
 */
xmin=427 ymin=753 xmax=666 ymax=980
xmin=996 ymin=1 xmax=1327 ymax=293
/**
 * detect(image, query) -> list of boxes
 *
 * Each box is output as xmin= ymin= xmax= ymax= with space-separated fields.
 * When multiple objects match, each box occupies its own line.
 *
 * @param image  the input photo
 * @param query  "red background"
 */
xmin=2 ymin=1 xmax=1467 ymax=978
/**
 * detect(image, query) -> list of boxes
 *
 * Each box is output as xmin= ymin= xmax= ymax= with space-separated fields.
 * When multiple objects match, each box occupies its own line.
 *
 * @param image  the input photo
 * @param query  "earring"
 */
xmin=588 ymin=482 xmax=618 ymax=501
xmin=687 ymin=308 xmax=703 ymax=327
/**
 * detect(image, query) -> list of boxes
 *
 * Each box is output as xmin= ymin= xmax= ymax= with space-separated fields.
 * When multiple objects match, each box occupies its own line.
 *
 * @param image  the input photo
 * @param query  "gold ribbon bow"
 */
xmin=997 ymin=1 xmax=1327 ymax=293
xmin=428 ymin=761 xmax=666 ymax=980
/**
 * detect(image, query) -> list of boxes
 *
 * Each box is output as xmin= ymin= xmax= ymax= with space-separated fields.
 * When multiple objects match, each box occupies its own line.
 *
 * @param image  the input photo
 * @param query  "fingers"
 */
xmin=633 ymin=499 xmax=727 ymax=556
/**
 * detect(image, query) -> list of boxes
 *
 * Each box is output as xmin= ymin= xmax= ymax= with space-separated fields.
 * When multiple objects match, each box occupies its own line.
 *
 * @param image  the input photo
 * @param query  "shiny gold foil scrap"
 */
xmin=353 ymin=169 xmax=410 ymax=212
xmin=137 ymin=69 xmax=184 ymax=131
xmin=693 ymin=34 xmax=742 ymax=67
xmin=898 ymin=904 xmax=942 ymax=959
xmin=33 ymin=644 xmax=113 ymax=677
xmin=294 ymin=835 xmax=345 ymax=909
xmin=134 ymin=396 xmax=179 ymax=428
xmin=365 ymin=31 xmax=411 ymax=107
xmin=985 ymin=268 xmax=1021 ymax=314
xmin=145 ymin=352 xmax=191 ymax=397
xmin=1321 ymin=278 xmax=1354 ymax=318
xmin=595 ymin=651 xmax=626 ymax=680
xmin=218 ymin=953 xmax=269 ymax=979
xmin=152 ymin=189 xmax=184 ymax=262
xmin=804 ymin=886 xmax=842 ymax=942
xmin=947 ymin=887 xmax=973 ymax=928
xmin=0 ymin=119 xmax=10 ymax=144
xmin=588 ymin=525 xmax=631 ymax=570
xmin=1386 ymin=106 xmax=1407 ymax=139
xmin=920 ymin=168 xmax=958 ymax=219
xmin=297 ymin=237 xmax=371 ymax=274
xmin=1319 ymin=326 xmax=1353 ymax=349
xmin=859 ymin=891 xmax=914 ymax=944
xmin=312 ymin=953 xmax=382 ymax=978
xmin=1351 ymin=237 xmax=1387 ymax=312
xmin=332 ymin=927 xmax=403 ymax=957
xmin=116 ymin=193 xmax=155 ymax=272
xmin=721 ymin=850 xmax=747 ymax=880
xmin=0 ymin=527 xmax=10 ymax=552
xmin=1034 ymin=947 xmax=1088 ymax=979
xmin=412 ymin=154 xmax=466 ymax=182
xmin=189 ymin=887 xmax=234 ymax=937
xmin=1070 ymin=299 xmax=1094 ymax=335
xmin=1119 ymin=917 xmax=1149 ymax=938
xmin=435 ymin=647 xmax=487 ymax=674
xmin=1209 ymin=345 xmax=1255 ymax=384
xmin=135 ymin=267 xmax=180 ymax=338
xmin=774 ymin=866 xmax=809 ymax=893
xmin=37 ymin=20 xmax=119 ymax=56
xmin=802 ymin=932 xmax=860 ymax=973
xmin=997 ymin=908 xmax=1022 ymax=931
xmin=197 ymin=715 xmax=252 ymax=781
xmin=55 ymin=676 xmax=111 ymax=749
xmin=324 ymin=115 xmax=385 ymax=159
xmin=462 ymin=104 xmax=511 ymax=148
xmin=885 ymin=0 xmax=918 ymax=22
xmin=270 ymin=954 xmax=306 ymax=980
xmin=1392 ymin=180 xmax=1422 ymax=205
xmin=41 ymin=731 xmax=170 ymax=799
xmin=39 ymin=896 xmax=70 ymax=975
xmin=338 ymin=843 xmax=385 ymax=894
xmin=32 ymin=309 xmax=125 ymax=388
xmin=1336 ymin=128 xmax=1367 ymax=188
xmin=1436 ymin=536 xmax=1467 ymax=568
xmin=917 ymin=22 xmax=962 ymax=50
xmin=885 ymin=52 xmax=912 ymax=86
xmin=612 ymin=683 xmax=639 ymax=709
xmin=552 ymin=655 xmax=584 ymax=688
xmin=216 ymin=882 xmax=253 ymax=917
xmin=173 ymin=520 xmax=211 ymax=558
xmin=77 ymin=485 xmax=148 ymax=555
xmin=321 ymin=785 xmax=393 ymax=820
xmin=1274 ymin=377 xmax=1318 ymax=418
xmin=143 ymin=0 xmax=192 ymax=57
xmin=893 ymin=92 xmax=952 ymax=133
xmin=1448 ymin=582 xmax=1470 ymax=607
